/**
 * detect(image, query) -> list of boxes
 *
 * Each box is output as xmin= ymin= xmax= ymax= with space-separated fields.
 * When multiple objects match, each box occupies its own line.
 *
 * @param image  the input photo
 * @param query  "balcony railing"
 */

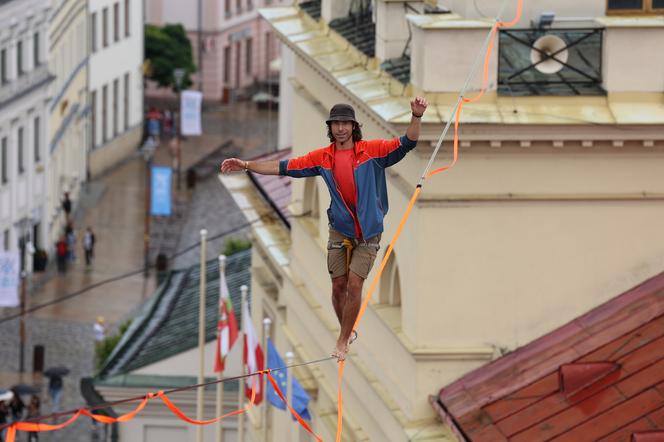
xmin=0 ymin=65 xmax=53 ymax=109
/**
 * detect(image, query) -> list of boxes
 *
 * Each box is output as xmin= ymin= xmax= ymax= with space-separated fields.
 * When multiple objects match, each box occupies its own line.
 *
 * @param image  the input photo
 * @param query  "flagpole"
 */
xmin=197 ymin=229 xmax=208 ymax=442
xmin=262 ymin=317 xmax=272 ymax=442
xmin=238 ymin=284 xmax=248 ymax=442
xmin=286 ymin=351 xmax=294 ymax=441
xmin=216 ymin=255 xmax=227 ymax=442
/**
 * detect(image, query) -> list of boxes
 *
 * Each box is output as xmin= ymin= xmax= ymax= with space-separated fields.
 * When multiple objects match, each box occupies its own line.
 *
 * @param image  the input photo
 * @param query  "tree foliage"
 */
xmin=144 ymin=23 xmax=196 ymax=91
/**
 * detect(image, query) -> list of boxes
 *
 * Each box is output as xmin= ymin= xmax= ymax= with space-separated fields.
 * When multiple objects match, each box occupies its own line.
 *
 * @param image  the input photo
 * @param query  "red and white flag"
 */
xmin=242 ymin=298 xmax=264 ymax=404
xmin=214 ymin=260 xmax=238 ymax=373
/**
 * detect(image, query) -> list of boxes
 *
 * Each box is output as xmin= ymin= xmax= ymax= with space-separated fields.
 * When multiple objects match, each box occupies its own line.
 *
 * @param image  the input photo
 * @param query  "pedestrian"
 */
xmin=163 ymin=109 xmax=173 ymax=136
xmin=0 ymin=401 xmax=8 ymax=441
xmin=61 ymin=192 xmax=72 ymax=223
xmin=94 ymin=316 xmax=106 ymax=342
xmin=221 ymin=97 xmax=428 ymax=361
xmin=48 ymin=373 xmax=63 ymax=414
xmin=83 ymin=227 xmax=95 ymax=266
xmin=65 ymin=224 xmax=76 ymax=262
xmin=56 ymin=236 xmax=68 ymax=273
xmin=26 ymin=395 xmax=40 ymax=442
xmin=8 ymin=389 xmax=24 ymax=421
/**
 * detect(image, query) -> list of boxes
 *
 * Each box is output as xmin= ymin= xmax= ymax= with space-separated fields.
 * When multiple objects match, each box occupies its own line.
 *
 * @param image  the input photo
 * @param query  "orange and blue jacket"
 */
xmin=279 ymin=135 xmax=417 ymax=239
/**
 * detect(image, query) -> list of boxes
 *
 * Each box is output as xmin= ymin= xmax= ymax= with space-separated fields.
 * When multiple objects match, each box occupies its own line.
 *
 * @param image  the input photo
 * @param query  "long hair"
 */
xmin=327 ymin=122 xmax=363 ymax=143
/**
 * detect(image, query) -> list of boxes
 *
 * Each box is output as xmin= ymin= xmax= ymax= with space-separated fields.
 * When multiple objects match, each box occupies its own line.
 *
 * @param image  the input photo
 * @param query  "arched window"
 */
xmin=379 ymin=251 xmax=401 ymax=306
xmin=302 ymin=177 xmax=319 ymax=220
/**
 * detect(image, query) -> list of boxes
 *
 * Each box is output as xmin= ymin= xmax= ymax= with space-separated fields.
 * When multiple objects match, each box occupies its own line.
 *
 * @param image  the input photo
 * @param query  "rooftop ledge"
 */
xmin=260 ymin=6 xmax=664 ymax=126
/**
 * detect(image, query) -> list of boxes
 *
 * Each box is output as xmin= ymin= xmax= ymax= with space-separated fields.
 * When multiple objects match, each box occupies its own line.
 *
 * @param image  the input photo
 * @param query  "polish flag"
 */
xmin=242 ymin=299 xmax=264 ymax=404
xmin=214 ymin=258 xmax=238 ymax=373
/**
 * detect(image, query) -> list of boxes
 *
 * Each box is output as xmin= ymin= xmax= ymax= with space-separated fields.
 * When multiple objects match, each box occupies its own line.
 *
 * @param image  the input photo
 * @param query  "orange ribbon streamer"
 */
xmin=335 ymin=1 xmax=523 ymax=441
xmin=5 ymin=375 xmax=262 ymax=442
xmin=266 ymin=371 xmax=324 ymax=442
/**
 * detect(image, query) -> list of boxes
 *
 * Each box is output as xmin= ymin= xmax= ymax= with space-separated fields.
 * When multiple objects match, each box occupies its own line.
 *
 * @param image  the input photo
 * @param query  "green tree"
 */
xmin=223 ymin=238 xmax=252 ymax=256
xmin=144 ymin=23 xmax=196 ymax=91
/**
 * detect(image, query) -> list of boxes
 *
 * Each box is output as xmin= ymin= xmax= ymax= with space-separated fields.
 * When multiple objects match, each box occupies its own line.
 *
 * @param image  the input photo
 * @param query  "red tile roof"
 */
xmin=432 ymin=271 xmax=664 ymax=441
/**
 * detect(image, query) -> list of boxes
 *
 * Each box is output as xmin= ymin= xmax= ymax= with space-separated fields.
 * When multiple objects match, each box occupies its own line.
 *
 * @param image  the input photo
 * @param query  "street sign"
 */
xmin=0 ymin=251 xmax=20 ymax=307
xmin=150 ymin=166 xmax=172 ymax=216
xmin=181 ymin=90 xmax=202 ymax=136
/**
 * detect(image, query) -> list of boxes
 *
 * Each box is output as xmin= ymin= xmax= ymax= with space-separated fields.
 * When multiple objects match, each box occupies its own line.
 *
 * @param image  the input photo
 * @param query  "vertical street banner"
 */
xmin=0 ymin=251 xmax=20 ymax=307
xmin=150 ymin=166 xmax=172 ymax=216
xmin=180 ymin=90 xmax=203 ymax=136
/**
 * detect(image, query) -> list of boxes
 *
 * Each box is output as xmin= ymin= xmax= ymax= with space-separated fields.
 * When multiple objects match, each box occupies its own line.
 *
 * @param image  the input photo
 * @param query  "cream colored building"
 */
xmin=219 ymin=0 xmax=664 ymax=440
xmin=48 ymin=0 xmax=89 ymax=239
xmin=87 ymin=0 xmax=144 ymax=177
xmin=0 ymin=0 xmax=52 ymax=269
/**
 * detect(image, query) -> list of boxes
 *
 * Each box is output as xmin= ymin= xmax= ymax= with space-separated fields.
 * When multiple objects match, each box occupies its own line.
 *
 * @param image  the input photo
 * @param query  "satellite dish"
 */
xmin=530 ymin=35 xmax=568 ymax=74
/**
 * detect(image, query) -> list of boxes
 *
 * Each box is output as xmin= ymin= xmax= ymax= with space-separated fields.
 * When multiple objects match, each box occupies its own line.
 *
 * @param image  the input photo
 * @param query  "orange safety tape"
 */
xmin=158 ymin=375 xmax=259 ymax=424
xmin=5 ymin=376 xmax=262 ymax=442
xmin=266 ymin=371 xmax=324 ymax=442
xmin=335 ymin=1 xmax=523 ymax=441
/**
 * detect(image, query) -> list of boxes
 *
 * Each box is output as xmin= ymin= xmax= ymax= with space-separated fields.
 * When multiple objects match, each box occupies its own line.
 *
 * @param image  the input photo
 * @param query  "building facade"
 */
xmin=229 ymin=0 xmax=664 ymax=440
xmin=48 ymin=0 xmax=89 ymax=242
xmin=0 ymin=0 xmax=52 ymax=271
xmin=145 ymin=0 xmax=288 ymax=102
xmin=87 ymin=0 xmax=144 ymax=177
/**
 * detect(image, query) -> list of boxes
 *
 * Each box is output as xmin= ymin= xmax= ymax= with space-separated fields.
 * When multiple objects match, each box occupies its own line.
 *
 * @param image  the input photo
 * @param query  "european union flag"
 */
xmin=266 ymin=338 xmax=311 ymax=420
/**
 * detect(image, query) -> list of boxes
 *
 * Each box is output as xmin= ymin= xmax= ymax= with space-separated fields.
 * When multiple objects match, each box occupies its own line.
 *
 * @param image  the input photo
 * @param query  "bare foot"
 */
xmin=331 ymin=342 xmax=349 ymax=362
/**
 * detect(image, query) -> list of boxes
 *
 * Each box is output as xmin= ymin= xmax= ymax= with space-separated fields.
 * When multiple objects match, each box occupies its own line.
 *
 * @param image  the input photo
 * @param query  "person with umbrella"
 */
xmin=8 ymin=389 xmax=24 ymax=421
xmin=43 ymin=367 xmax=68 ymax=414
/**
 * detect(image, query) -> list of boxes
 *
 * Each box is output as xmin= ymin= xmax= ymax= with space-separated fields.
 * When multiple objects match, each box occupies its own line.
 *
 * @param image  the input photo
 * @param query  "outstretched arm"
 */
xmin=220 ymin=158 xmax=280 ymax=175
xmin=405 ymin=96 xmax=428 ymax=142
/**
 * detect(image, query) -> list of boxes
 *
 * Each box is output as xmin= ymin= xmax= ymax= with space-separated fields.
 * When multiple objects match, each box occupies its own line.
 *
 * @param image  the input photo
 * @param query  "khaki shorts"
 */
xmin=327 ymin=227 xmax=381 ymax=280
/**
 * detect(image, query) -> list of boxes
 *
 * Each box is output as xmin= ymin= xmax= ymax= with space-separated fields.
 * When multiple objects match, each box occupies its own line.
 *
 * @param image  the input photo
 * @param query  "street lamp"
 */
xmin=141 ymin=143 xmax=156 ymax=278
xmin=173 ymin=68 xmax=185 ymax=190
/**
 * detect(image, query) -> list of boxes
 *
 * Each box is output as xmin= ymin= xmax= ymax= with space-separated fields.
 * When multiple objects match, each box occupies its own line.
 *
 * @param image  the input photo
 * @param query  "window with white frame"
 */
xmin=1 ymin=136 xmax=7 ymax=184
xmin=0 ymin=48 xmax=7 ymax=84
xmin=114 ymin=3 xmax=120 ymax=42
xmin=91 ymin=12 xmax=97 ymax=52
xmin=17 ymin=127 xmax=24 ymax=175
xmin=113 ymin=78 xmax=119 ymax=136
xmin=33 ymin=33 xmax=40 ymax=66
xmin=103 ymin=7 xmax=109 ymax=47
xmin=16 ymin=40 xmax=23 ymax=76
xmin=123 ymin=72 xmax=130 ymax=129
xmin=124 ymin=0 xmax=130 ymax=37
xmin=34 ymin=117 xmax=40 ymax=163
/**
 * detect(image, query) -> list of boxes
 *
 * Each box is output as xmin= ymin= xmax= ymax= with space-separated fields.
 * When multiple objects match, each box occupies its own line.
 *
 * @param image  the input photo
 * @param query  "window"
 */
xmin=245 ymin=38 xmax=252 ymax=74
xmin=607 ymin=0 xmax=664 ymax=13
xmin=236 ymin=0 xmax=242 ymax=13
xmin=34 ymin=117 xmax=40 ymax=163
xmin=17 ymin=40 xmax=23 ymax=76
xmin=124 ymin=0 xmax=130 ymax=37
xmin=1 ymin=137 xmax=7 ymax=184
xmin=91 ymin=12 xmax=97 ymax=52
xmin=102 ymin=8 xmax=109 ymax=47
xmin=114 ymin=3 xmax=120 ymax=42
xmin=223 ymin=46 xmax=231 ymax=83
xmin=113 ymin=78 xmax=119 ymax=136
xmin=17 ymin=128 xmax=24 ymax=174
xmin=124 ymin=72 xmax=130 ymax=129
xmin=90 ymin=90 xmax=97 ymax=147
xmin=1 ymin=49 xmax=7 ymax=84
xmin=265 ymin=32 xmax=272 ymax=77
xmin=234 ymin=41 xmax=241 ymax=87
xmin=3 ymin=230 xmax=9 ymax=251
xmin=102 ymin=84 xmax=108 ymax=142
xmin=225 ymin=0 xmax=231 ymax=17
xmin=33 ymin=33 xmax=40 ymax=66
xmin=247 ymin=0 xmax=253 ymax=11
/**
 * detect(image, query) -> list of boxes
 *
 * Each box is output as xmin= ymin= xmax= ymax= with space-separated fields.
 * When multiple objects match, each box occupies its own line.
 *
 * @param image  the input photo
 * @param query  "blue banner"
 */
xmin=266 ymin=338 xmax=311 ymax=420
xmin=150 ymin=166 xmax=172 ymax=216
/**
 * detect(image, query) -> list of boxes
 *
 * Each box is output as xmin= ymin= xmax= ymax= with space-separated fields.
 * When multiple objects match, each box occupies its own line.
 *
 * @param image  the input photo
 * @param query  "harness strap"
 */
xmin=342 ymin=239 xmax=353 ymax=275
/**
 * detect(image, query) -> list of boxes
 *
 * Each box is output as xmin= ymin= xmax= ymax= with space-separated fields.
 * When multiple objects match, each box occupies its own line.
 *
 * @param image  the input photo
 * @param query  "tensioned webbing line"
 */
xmin=2 ymin=356 xmax=335 ymax=442
xmin=335 ymin=1 xmax=523 ymax=440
